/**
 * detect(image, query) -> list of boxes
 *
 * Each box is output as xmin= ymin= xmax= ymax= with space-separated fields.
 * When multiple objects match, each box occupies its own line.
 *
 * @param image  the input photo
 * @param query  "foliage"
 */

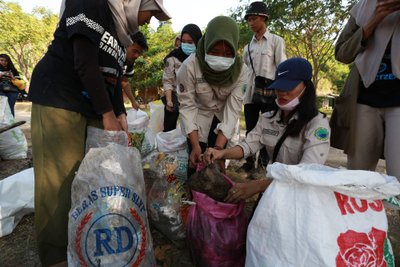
xmin=230 ymin=0 xmax=357 ymax=93
xmin=131 ymin=22 xmax=176 ymax=99
xmin=0 ymin=1 xmax=58 ymax=81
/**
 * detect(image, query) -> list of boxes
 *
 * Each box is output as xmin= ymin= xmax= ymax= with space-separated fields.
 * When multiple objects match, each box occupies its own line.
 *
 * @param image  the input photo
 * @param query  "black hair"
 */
xmin=271 ymin=80 xmax=319 ymax=137
xmin=130 ymin=31 xmax=148 ymax=51
xmin=0 ymin=54 xmax=19 ymax=76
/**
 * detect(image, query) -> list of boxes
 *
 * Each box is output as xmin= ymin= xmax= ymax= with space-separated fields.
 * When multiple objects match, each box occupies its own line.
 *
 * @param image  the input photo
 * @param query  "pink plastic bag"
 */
xmin=187 ymin=172 xmax=247 ymax=267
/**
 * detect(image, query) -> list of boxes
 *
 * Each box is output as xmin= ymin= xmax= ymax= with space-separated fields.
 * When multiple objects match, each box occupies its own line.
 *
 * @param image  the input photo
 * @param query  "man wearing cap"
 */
xmin=240 ymin=1 xmax=287 ymax=172
xmin=121 ymin=31 xmax=149 ymax=109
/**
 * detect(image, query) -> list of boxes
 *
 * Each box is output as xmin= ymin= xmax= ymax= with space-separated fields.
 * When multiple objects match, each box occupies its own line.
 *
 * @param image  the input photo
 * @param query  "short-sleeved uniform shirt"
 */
xmin=239 ymin=111 xmax=330 ymax=165
xmin=176 ymin=54 xmax=248 ymax=143
xmin=28 ymin=0 xmax=126 ymax=118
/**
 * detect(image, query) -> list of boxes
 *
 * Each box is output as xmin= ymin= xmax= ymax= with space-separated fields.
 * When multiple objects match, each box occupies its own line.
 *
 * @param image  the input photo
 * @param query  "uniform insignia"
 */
xmin=262 ymin=128 xmax=279 ymax=136
xmin=179 ymin=84 xmax=185 ymax=93
xmin=242 ymin=84 xmax=247 ymax=94
xmin=196 ymin=78 xmax=206 ymax=84
xmin=314 ymin=127 xmax=329 ymax=141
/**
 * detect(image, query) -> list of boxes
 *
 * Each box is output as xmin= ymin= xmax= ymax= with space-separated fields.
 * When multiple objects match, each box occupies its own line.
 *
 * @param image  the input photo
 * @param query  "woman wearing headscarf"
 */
xmin=162 ymin=23 xmax=202 ymax=131
xmin=204 ymin=57 xmax=330 ymax=203
xmin=0 ymin=54 xmax=23 ymax=116
xmin=330 ymin=0 xmax=400 ymax=180
xmin=28 ymin=0 xmax=171 ymax=266
xmin=176 ymin=16 xmax=248 ymax=176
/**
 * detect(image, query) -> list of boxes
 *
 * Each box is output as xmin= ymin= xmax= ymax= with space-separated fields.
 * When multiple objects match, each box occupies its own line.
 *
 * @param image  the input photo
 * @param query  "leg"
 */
xmin=347 ymin=104 xmax=383 ymax=171
xmin=163 ymin=106 xmax=179 ymax=132
xmin=6 ymin=91 xmax=19 ymax=117
xmin=31 ymin=104 xmax=87 ymax=266
xmin=384 ymin=107 xmax=400 ymax=181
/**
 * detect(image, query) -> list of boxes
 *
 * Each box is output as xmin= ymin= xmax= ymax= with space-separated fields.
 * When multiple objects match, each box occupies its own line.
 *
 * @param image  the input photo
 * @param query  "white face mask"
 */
xmin=275 ymin=87 xmax=306 ymax=111
xmin=204 ymin=54 xmax=235 ymax=71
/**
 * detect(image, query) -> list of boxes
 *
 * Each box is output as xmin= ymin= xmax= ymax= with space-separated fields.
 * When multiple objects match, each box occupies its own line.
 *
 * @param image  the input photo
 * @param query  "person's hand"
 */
xmin=374 ymin=0 xmax=400 ymax=23
xmin=132 ymin=100 xmax=140 ymax=110
xmin=166 ymin=100 xmax=174 ymax=112
xmin=224 ymin=181 xmax=261 ymax=204
xmin=204 ymin=147 xmax=224 ymax=164
xmin=102 ymin=111 xmax=123 ymax=131
xmin=117 ymin=113 xmax=128 ymax=133
xmin=189 ymin=145 xmax=202 ymax=169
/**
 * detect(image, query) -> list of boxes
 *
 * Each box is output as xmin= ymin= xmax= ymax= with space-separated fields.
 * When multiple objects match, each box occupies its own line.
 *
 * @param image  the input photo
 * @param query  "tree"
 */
xmin=230 ymin=0 xmax=357 ymax=91
xmin=0 ymin=1 xmax=58 ymax=81
xmin=131 ymin=23 xmax=177 ymax=102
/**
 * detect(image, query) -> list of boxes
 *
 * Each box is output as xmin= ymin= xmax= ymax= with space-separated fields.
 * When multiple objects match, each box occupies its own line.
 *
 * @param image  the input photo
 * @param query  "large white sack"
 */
xmin=148 ymin=102 xmax=164 ymax=134
xmin=0 ymin=96 xmax=27 ymax=159
xmin=246 ymin=163 xmax=400 ymax=267
xmin=0 ymin=168 xmax=34 ymax=237
xmin=67 ymin=144 xmax=155 ymax=267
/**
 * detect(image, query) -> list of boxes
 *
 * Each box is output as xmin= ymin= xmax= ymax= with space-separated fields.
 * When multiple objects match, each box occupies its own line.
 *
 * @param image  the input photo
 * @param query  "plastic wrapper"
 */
xmin=127 ymin=108 xmax=156 ymax=156
xmin=144 ymin=152 xmax=188 ymax=241
xmin=67 ymin=144 xmax=155 ymax=267
xmin=0 ymin=96 xmax=27 ymax=159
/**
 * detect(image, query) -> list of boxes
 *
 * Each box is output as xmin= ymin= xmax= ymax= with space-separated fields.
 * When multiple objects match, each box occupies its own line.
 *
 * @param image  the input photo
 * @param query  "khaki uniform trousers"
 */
xmin=31 ymin=104 xmax=101 ymax=266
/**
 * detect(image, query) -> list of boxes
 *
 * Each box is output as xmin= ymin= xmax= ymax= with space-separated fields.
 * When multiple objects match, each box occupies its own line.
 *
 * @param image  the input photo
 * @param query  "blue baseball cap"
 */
xmin=268 ymin=57 xmax=312 ymax=92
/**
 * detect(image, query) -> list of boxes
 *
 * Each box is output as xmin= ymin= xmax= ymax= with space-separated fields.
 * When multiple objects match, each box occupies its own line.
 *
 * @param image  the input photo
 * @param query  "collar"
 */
xmin=252 ymin=29 xmax=270 ymax=42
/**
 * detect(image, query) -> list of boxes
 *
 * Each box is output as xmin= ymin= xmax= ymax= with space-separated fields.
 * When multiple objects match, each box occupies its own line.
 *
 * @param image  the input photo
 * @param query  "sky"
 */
xmin=10 ymin=0 xmax=244 ymax=32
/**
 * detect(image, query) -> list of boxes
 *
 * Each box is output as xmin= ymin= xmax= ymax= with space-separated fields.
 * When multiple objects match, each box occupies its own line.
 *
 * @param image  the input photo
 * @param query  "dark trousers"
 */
xmin=244 ymin=103 xmax=269 ymax=165
xmin=187 ymin=116 xmax=220 ymax=178
xmin=163 ymin=107 xmax=179 ymax=132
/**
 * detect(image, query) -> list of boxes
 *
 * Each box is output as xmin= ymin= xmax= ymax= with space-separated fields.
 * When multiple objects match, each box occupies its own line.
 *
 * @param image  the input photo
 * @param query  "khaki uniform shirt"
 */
xmin=239 ymin=112 xmax=330 ymax=164
xmin=243 ymin=31 xmax=287 ymax=104
xmin=162 ymin=56 xmax=182 ymax=92
xmin=176 ymin=54 xmax=248 ymax=143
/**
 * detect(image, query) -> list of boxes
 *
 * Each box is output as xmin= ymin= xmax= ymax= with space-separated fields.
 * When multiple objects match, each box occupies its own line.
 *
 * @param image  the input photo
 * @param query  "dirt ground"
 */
xmin=0 ymin=102 xmax=399 ymax=266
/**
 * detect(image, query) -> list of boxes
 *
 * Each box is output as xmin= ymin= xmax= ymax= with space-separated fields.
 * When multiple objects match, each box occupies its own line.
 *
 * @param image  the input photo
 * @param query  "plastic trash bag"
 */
xmin=145 ymin=152 xmax=188 ymax=241
xmin=155 ymin=129 xmax=188 ymax=183
xmin=67 ymin=144 xmax=155 ymax=267
xmin=126 ymin=108 xmax=156 ymax=156
xmin=187 ymin=167 xmax=247 ymax=267
xmin=148 ymin=102 xmax=164 ymax=134
xmin=85 ymin=126 xmax=128 ymax=153
xmin=0 ymin=96 xmax=27 ymax=159
xmin=187 ymin=163 xmax=231 ymax=202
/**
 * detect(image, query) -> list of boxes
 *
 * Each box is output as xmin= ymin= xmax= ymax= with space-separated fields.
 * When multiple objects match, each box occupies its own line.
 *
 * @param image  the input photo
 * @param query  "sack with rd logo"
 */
xmin=67 ymin=143 xmax=155 ymax=266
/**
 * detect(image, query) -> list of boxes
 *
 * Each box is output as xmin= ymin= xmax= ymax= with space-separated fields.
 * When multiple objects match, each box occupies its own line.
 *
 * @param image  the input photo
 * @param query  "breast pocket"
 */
xmin=283 ymin=138 xmax=303 ymax=163
xmin=195 ymin=83 xmax=214 ymax=105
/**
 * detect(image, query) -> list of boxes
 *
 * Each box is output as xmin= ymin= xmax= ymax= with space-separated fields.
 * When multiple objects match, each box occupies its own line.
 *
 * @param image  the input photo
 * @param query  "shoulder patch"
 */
xmin=314 ymin=127 xmax=329 ymax=141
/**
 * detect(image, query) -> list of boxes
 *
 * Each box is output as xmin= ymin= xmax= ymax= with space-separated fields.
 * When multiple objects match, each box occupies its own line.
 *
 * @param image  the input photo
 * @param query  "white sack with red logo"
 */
xmin=246 ymin=163 xmax=400 ymax=267
xmin=67 ymin=143 xmax=155 ymax=267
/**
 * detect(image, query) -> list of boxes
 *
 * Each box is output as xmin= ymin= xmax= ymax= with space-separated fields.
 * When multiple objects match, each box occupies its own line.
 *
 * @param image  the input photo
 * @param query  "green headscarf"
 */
xmin=196 ymin=16 xmax=243 ymax=87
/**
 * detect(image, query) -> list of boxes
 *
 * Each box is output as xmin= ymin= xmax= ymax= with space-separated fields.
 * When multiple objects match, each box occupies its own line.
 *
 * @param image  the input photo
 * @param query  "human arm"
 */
xmin=299 ymin=115 xmax=331 ymax=164
xmin=162 ymin=57 xmax=178 ymax=111
xmin=121 ymin=76 xmax=139 ymax=109
xmin=214 ymin=66 xmax=246 ymax=140
xmin=176 ymin=56 xmax=199 ymax=137
xmin=362 ymin=0 xmax=400 ymax=40
xmin=224 ymin=179 xmax=273 ymax=203
xmin=188 ymin=130 xmax=202 ymax=168
xmin=204 ymin=145 xmax=244 ymax=163
xmin=274 ymin=35 xmax=287 ymax=66
xmin=73 ymin=35 xmax=122 ymax=131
